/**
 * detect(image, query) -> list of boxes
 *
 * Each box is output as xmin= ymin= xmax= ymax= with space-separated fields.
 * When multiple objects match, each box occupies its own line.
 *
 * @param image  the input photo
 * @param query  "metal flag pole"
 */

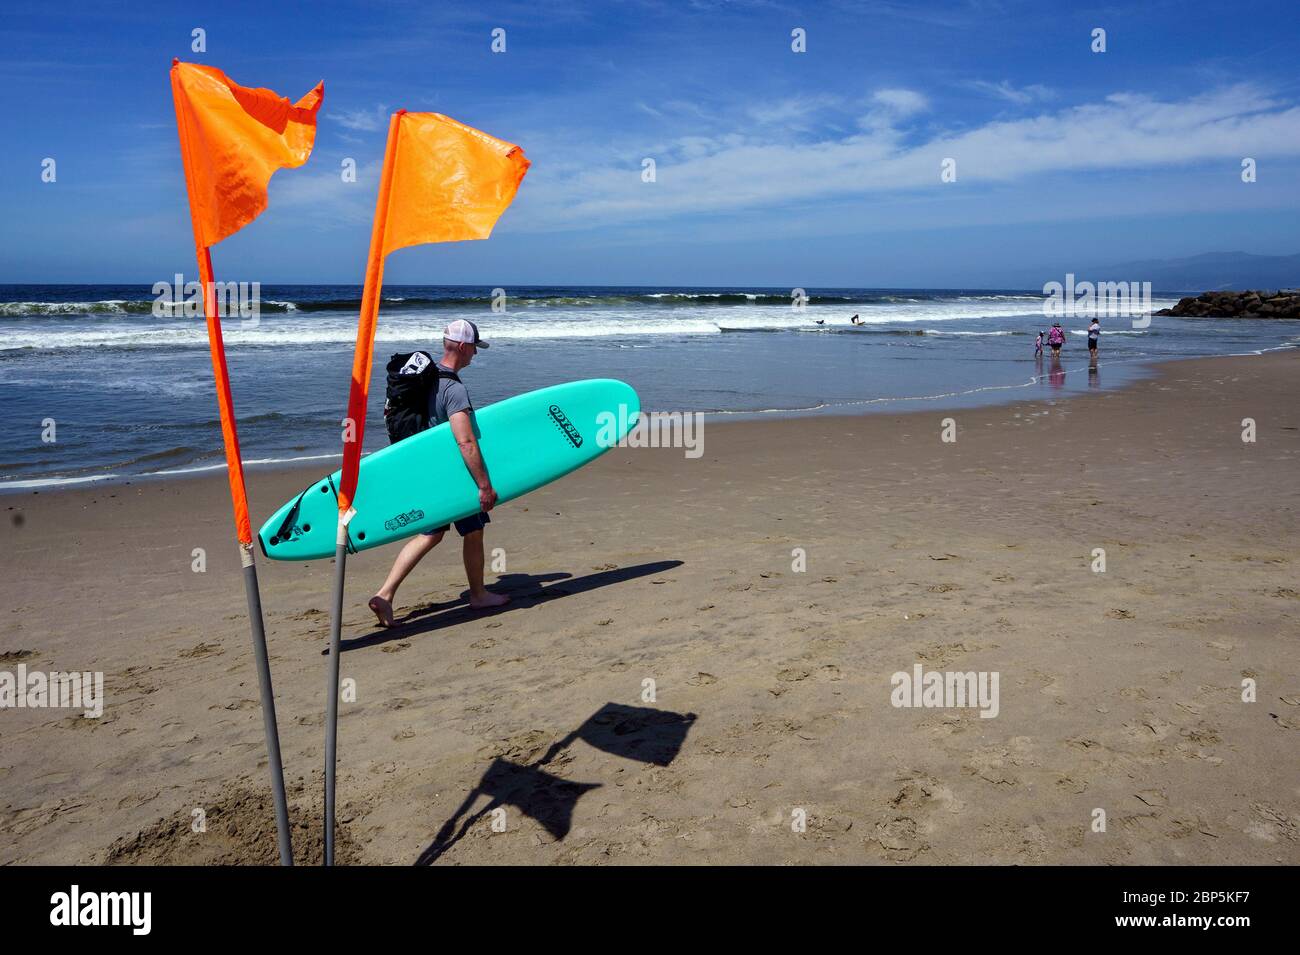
xmin=324 ymin=109 xmax=404 ymax=866
xmin=172 ymin=63 xmax=294 ymax=866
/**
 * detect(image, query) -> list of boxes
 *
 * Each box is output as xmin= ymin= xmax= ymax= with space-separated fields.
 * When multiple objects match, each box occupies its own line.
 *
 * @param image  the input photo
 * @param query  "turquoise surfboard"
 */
xmin=259 ymin=379 xmax=640 ymax=561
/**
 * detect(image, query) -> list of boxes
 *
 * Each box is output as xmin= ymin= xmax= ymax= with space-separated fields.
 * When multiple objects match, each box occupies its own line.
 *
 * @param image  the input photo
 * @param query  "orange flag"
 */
xmin=170 ymin=60 xmax=323 ymax=866
xmin=172 ymin=61 xmax=324 ymax=248
xmin=171 ymin=59 xmax=323 ymax=545
xmin=337 ymin=110 xmax=528 ymax=513
xmin=382 ymin=112 xmax=530 ymax=254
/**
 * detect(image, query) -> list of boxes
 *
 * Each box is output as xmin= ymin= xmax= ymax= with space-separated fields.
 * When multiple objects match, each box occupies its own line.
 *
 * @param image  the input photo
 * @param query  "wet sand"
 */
xmin=1 ymin=350 xmax=1297 ymax=864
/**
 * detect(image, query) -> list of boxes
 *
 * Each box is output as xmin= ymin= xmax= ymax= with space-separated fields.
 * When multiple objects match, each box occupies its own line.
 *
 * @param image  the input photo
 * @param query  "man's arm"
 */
xmin=449 ymin=409 xmax=497 ymax=511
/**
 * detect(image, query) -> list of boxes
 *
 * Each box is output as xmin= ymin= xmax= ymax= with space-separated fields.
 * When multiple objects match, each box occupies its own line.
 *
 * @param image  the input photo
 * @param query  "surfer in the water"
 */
xmin=369 ymin=319 xmax=510 ymax=627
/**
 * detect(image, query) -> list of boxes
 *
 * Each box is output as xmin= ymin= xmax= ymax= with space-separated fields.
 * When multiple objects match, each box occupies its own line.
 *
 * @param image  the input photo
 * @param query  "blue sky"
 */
xmin=1 ymin=0 xmax=1298 ymax=287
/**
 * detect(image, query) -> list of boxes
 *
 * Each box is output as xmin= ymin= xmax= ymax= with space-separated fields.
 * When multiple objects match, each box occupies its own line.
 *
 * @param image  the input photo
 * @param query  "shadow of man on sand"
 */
xmin=415 ymin=702 xmax=698 ymax=865
xmin=338 ymin=560 xmax=684 ymax=653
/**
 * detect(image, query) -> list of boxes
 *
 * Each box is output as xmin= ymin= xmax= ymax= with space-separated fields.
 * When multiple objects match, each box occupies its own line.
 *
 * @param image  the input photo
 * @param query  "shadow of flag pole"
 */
xmin=170 ymin=59 xmax=324 ymax=867
xmin=323 ymin=111 xmax=529 ymax=865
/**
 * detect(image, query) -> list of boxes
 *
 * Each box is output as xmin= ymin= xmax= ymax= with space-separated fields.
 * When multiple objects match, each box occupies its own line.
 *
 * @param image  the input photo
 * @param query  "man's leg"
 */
xmin=461 ymin=528 xmax=509 ymax=609
xmin=369 ymin=531 xmax=443 ymax=627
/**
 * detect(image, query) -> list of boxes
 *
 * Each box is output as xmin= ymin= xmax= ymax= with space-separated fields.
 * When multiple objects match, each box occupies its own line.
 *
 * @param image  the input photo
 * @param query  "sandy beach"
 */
xmin=1 ymin=350 xmax=1297 ymax=865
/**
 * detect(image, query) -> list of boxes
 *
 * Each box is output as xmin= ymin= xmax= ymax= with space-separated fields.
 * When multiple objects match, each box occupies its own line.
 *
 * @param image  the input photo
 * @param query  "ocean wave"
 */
xmin=0 ymin=314 xmax=1146 ymax=351
xmin=1068 ymin=328 xmax=1151 ymax=336
xmin=0 ymin=289 xmax=1061 ymax=318
xmin=0 ymin=474 xmax=119 ymax=490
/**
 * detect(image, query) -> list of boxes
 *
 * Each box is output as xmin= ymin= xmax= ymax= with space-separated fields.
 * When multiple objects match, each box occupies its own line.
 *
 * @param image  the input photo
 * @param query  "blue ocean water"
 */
xmin=1 ymin=284 xmax=1296 ymax=489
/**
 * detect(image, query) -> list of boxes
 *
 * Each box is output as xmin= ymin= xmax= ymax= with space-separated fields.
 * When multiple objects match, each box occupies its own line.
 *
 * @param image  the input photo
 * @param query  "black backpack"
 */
xmin=383 ymin=351 xmax=460 ymax=444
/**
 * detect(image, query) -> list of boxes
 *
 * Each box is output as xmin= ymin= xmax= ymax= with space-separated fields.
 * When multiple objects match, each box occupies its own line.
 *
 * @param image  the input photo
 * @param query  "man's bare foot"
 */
xmin=469 ymin=591 xmax=510 ymax=610
xmin=368 ymin=595 xmax=395 ymax=628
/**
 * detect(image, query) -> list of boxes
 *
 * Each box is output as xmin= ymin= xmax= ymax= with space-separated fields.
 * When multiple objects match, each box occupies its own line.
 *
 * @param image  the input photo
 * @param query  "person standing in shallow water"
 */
xmin=1046 ymin=322 xmax=1065 ymax=356
xmin=1088 ymin=318 xmax=1100 ymax=359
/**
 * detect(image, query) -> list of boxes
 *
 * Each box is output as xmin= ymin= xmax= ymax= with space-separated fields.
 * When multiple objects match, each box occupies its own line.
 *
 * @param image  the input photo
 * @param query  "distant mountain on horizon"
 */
xmin=1091 ymin=251 xmax=1300 ymax=293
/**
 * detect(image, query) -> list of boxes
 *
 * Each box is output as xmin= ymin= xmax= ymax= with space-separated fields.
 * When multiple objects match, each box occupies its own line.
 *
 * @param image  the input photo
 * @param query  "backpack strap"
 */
xmin=431 ymin=368 xmax=471 ymax=414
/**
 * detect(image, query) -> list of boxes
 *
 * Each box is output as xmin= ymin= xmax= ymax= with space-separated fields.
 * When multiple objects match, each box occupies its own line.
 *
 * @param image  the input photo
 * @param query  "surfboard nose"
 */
xmin=258 ymin=478 xmax=338 ymax=561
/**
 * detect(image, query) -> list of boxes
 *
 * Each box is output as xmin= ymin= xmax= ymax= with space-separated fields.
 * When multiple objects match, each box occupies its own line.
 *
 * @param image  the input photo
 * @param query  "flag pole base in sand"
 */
xmin=323 ymin=511 xmax=353 ymax=866
xmin=239 ymin=542 xmax=294 ymax=866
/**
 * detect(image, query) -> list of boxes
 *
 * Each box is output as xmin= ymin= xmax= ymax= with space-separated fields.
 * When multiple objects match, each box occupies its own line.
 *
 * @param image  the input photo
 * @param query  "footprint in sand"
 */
xmin=1179 ymin=721 xmax=1222 ymax=745
xmin=1055 ymin=774 xmax=1088 ymax=795
xmin=179 ymin=642 xmax=223 ymax=659
xmin=915 ymin=642 xmax=978 ymax=667
xmin=1245 ymin=803 xmax=1298 ymax=843
xmin=1206 ymin=640 xmax=1235 ymax=660
xmin=1124 ymin=713 xmax=1173 ymax=741
xmin=217 ymin=699 xmax=258 ymax=711
xmin=869 ymin=816 xmax=929 ymax=861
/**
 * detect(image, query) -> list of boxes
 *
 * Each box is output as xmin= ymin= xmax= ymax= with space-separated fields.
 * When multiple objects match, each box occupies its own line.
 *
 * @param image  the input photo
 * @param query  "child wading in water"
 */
xmin=1034 ymin=330 xmax=1044 ymax=356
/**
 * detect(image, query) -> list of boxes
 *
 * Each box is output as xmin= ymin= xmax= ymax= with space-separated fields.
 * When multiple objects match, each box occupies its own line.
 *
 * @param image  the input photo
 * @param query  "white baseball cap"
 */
xmin=444 ymin=318 xmax=489 ymax=349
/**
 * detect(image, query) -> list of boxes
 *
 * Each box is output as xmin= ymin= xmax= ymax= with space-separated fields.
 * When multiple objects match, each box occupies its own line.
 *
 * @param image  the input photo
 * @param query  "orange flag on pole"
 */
xmin=170 ymin=59 xmax=323 ymax=868
xmin=337 ymin=110 xmax=529 ymax=513
xmin=172 ymin=61 xmax=324 ymax=248
xmin=322 ymin=111 xmax=525 ymax=866
xmin=382 ymin=112 xmax=531 ymax=255
xmin=171 ymin=59 xmax=323 ymax=543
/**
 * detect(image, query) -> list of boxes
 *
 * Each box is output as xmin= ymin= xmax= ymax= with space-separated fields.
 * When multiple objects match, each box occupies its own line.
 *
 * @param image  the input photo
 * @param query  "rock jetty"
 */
xmin=1156 ymin=290 xmax=1300 ymax=317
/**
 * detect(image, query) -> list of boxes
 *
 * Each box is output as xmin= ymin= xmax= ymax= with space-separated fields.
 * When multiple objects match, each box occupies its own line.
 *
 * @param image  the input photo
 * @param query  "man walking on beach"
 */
xmin=368 ymin=319 xmax=509 ymax=627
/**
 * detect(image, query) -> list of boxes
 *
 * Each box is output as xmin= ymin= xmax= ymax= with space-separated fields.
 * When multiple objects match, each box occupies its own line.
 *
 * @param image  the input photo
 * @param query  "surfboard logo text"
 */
xmin=384 ymin=508 xmax=425 ymax=531
xmin=548 ymin=405 xmax=584 ymax=448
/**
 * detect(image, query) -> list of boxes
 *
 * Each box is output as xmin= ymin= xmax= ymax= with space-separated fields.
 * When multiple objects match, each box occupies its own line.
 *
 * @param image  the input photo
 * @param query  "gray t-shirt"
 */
xmin=428 ymin=361 xmax=472 ymax=427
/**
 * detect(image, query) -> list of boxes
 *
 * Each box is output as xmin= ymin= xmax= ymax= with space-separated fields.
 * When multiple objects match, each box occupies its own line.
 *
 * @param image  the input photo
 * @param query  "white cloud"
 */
xmin=870 ymin=88 xmax=930 ymax=116
xmin=267 ymin=157 xmax=384 ymax=228
xmin=333 ymin=104 xmax=390 ymax=132
xmin=747 ymin=94 xmax=843 ymax=126
xmin=967 ymin=80 xmax=1055 ymax=105
xmin=505 ymin=84 xmax=1300 ymax=231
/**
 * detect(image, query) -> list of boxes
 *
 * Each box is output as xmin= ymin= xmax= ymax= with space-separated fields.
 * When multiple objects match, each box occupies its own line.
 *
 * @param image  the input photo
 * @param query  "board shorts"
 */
xmin=1088 ymin=338 xmax=1098 ymax=350
xmin=423 ymin=511 xmax=491 ymax=537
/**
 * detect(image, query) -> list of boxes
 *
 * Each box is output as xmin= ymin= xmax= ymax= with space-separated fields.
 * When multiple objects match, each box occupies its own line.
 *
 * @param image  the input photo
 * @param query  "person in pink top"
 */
xmin=1046 ymin=322 xmax=1065 ymax=356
